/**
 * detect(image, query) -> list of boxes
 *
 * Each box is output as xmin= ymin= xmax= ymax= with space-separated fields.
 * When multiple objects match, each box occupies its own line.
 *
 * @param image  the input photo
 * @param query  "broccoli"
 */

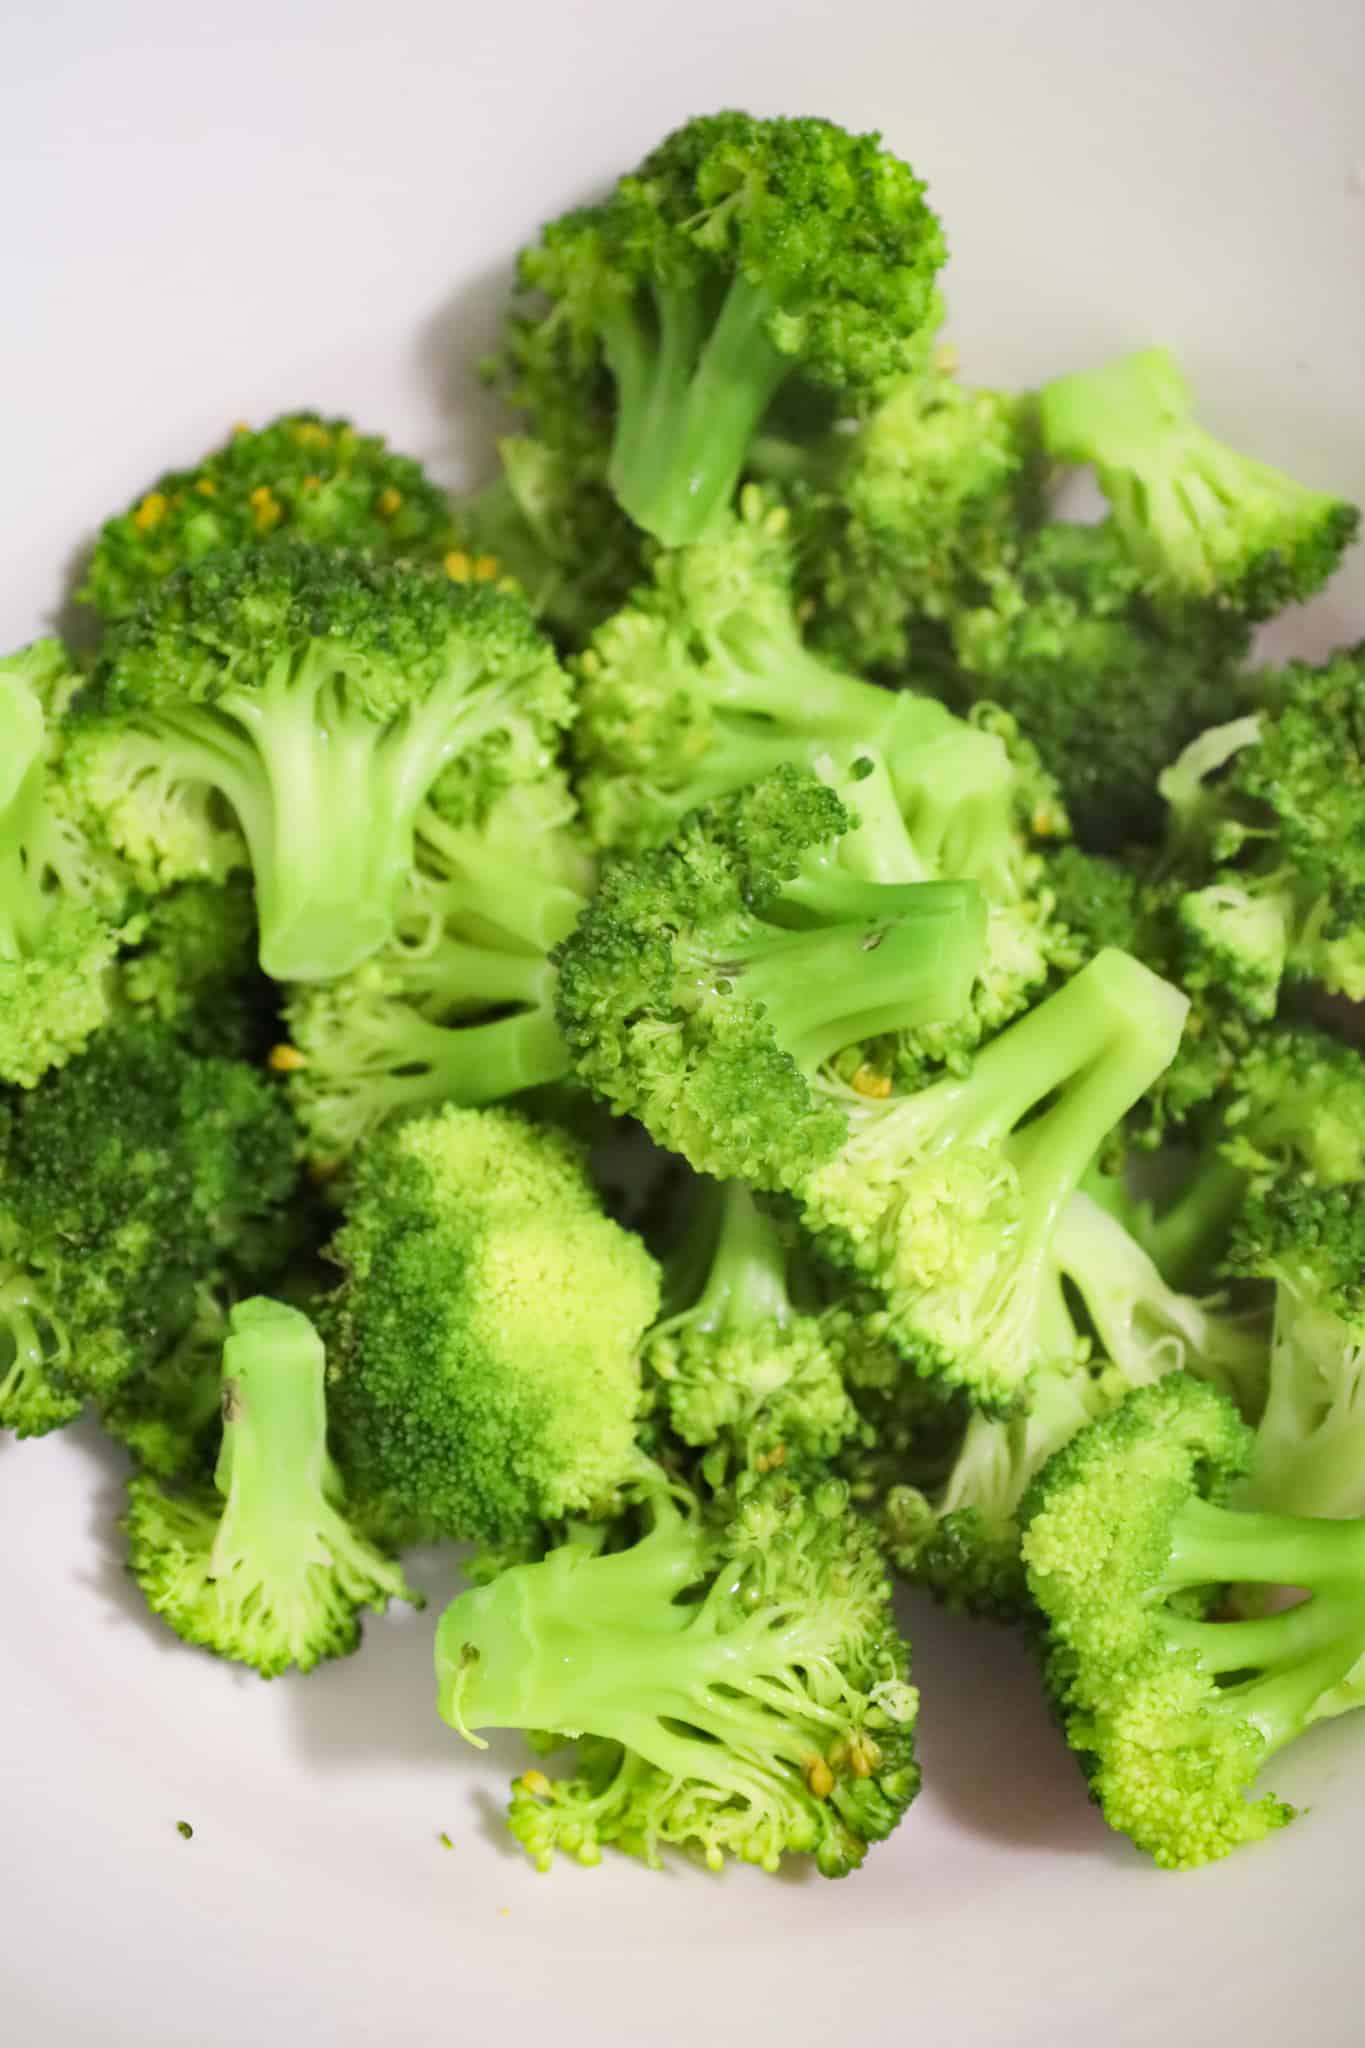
xmin=323 ymin=1104 xmax=661 ymax=1548
xmin=1021 ymin=1373 xmax=1365 ymax=1868
xmin=0 ymin=642 xmax=135 ymax=1087
xmin=0 ymin=1025 xmax=297 ymax=1437
xmin=82 ymin=411 xmax=455 ymax=624
xmin=799 ymin=949 xmax=1188 ymax=1410
xmin=949 ymin=523 xmax=1249 ymax=847
xmin=116 ymin=875 xmax=272 ymax=1060
xmin=454 ymin=436 xmax=645 ymax=646
xmin=99 ymin=1286 xmax=231 ymax=1479
xmin=68 ymin=544 xmax=572 ymax=981
xmin=556 ymin=766 xmax=987 ymax=1189
xmin=756 ymin=362 xmax=1044 ymax=671
xmin=283 ymin=767 xmax=591 ymax=1161
xmin=500 ymin=112 xmax=945 ymax=546
xmin=643 ymin=1178 xmax=865 ymax=1479
xmin=1224 ymin=1184 xmax=1365 ymax=1520
xmin=435 ymin=1470 xmax=919 ymax=1876
xmin=125 ymin=1297 xmax=415 ymax=1675
xmin=1039 ymin=348 xmax=1359 ymax=620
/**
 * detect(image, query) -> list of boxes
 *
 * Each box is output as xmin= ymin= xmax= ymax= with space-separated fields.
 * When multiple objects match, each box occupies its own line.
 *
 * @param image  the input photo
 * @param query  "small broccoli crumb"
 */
xmin=176 ymin=1820 xmax=194 ymax=1840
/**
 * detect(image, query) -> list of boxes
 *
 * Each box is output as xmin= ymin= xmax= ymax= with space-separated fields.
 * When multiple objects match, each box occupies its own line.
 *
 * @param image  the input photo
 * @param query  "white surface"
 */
xmin=4 ymin=3 xmax=1365 ymax=2043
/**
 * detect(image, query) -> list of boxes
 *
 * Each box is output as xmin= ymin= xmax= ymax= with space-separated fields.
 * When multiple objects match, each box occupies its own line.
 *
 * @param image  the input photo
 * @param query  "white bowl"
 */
xmin=5 ymin=4 xmax=1365 ymax=2043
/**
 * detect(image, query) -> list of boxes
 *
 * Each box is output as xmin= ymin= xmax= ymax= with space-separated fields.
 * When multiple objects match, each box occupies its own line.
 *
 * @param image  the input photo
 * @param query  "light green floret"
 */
xmin=1021 ymin=1374 xmax=1365 ymax=1869
xmin=644 ymin=1179 xmax=864 ymax=1479
xmin=324 ymin=1105 xmax=661 ymax=1548
xmin=1039 ymin=346 xmax=1359 ymax=618
xmin=0 ymin=643 xmax=136 ymax=1088
xmin=67 ymin=544 xmax=572 ymax=982
xmin=436 ymin=1471 xmax=919 ymax=1877
xmin=125 ymin=1298 xmax=415 ymax=1676
xmin=800 ymin=950 xmax=1188 ymax=1411
xmin=1175 ymin=882 xmax=1289 ymax=1022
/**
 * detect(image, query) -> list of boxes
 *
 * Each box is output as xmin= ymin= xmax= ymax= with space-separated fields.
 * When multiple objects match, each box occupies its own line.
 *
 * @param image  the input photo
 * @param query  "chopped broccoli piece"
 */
xmin=436 ymin=1471 xmax=919 ymax=1876
xmin=556 ymin=766 xmax=987 ymax=1188
xmin=68 ymin=545 xmax=571 ymax=981
xmin=0 ymin=1025 xmax=297 ymax=1437
xmin=82 ymin=412 xmax=455 ymax=623
xmin=1039 ymin=348 xmax=1359 ymax=619
xmin=99 ymin=1285 xmax=232 ymax=1479
xmin=323 ymin=1105 xmax=661 ymax=1547
xmin=800 ymin=950 xmax=1188 ymax=1409
xmin=501 ymin=112 xmax=945 ymax=546
xmin=125 ymin=1297 xmax=415 ymax=1675
xmin=1021 ymin=1373 xmax=1365 ymax=1868
xmin=116 ymin=875 xmax=271 ymax=1059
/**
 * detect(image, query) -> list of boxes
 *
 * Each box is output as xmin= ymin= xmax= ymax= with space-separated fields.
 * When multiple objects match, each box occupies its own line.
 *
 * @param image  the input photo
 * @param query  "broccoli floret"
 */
xmin=68 ymin=545 xmax=571 ymax=981
xmin=1224 ymin=1183 xmax=1365 ymax=1520
xmin=949 ymin=523 xmax=1249 ymax=847
xmin=753 ymin=362 xmax=1043 ymax=671
xmin=1039 ymin=348 xmax=1359 ymax=620
xmin=323 ymin=1105 xmax=661 ymax=1547
xmin=500 ymin=112 xmax=944 ymax=546
xmin=799 ymin=949 xmax=1187 ymax=1409
xmin=556 ymin=767 xmax=987 ymax=1189
xmin=283 ymin=768 xmax=590 ymax=1162
xmin=435 ymin=1470 xmax=919 ymax=1876
xmin=1021 ymin=1373 xmax=1365 ymax=1868
xmin=643 ymin=1178 xmax=864 ymax=1479
xmin=455 ymin=436 xmax=645 ymax=646
xmin=82 ymin=412 xmax=455 ymax=624
xmin=0 ymin=642 xmax=136 ymax=1087
xmin=99 ymin=1286 xmax=231 ymax=1479
xmin=1220 ymin=1024 xmax=1365 ymax=1190
xmin=125 ymin=1297 xmax=415 ymax=1675
xmin=116 ymin=875 xmax=271 ymax=1060
xmin=0 ymin=1025 xmax=297 ymax=1437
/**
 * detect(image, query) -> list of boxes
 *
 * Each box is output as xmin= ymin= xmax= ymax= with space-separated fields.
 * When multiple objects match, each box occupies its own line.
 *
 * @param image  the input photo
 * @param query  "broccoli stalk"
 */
xmin=505 ymin=113 xmax=945 ymax=546
xmin=71 ymin=545 xmax=572 ymax=982
xmin=1039 ymin=348 xmax=1359 ymax=618
xmin=435 ymin=1474 xmax=919 ymax=1876
xmin=1022 ymin=1373 xmax=1365 ymax=1868
xmin=126 ymin=1298 xmax=415 ymax=1676
xmin=800 ymin=949 xmax=1188 ymax=1409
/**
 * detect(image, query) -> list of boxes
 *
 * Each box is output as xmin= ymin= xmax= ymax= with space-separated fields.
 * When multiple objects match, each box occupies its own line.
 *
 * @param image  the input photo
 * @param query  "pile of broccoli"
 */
xmin=6 ymin=107 xmax=1365 ymax=1882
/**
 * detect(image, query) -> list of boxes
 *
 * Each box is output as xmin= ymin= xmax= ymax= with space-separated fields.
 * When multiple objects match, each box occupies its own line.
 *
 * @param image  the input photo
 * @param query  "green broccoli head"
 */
xmin=643 ymin=1178 xmax=865 ymax=1480
xmin=0 ymin=641 xmax=138 ymax=1087
xmin=115 ymin=875 xmax=271 ymax=1060
xmin=949 ymin=522 xmax=1249 ymax=848
xmin=125 ymin=1297 xmax=415 ymax=1675
xmin=323 ymin=1104 xmax=661 ymax=1546
xmin=555 ymin=766 xmax=986 ymax=1188
xmin=68 ymin=544 xmax=572 ymax=982
xmin=436 ymin=1469 xmax=919 ymax=1876
xmin=1220 ymin=1024 xmax=1365 ymax=1191
xmin=0 ymin=1025 xmax=297 ymax=1438
xmin=1021 ymin=1372 xmax=1365 ymax=1868
xmin=81 ymin=412 xmax=455 ymax=623
xmin=800 ymin=949 xmax=1188 ymax=1410
xmin=502 ymin=111 xmax=945 ymax=545
xmin=1039 ymin=348 xmax=1359 ymax=620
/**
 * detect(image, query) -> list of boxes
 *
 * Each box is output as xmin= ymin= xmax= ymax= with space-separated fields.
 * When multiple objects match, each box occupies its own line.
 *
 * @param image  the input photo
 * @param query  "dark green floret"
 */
xmin=125 ymin=1297 xmax=415 ymax=1675
xmin=436 ymin=1469 xmax=919 ymax=1876
xmin=500 ymin=111 xmax=945 ymax=546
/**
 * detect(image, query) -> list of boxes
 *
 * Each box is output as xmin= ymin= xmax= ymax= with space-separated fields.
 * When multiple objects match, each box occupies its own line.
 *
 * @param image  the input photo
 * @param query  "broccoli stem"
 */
xmin=686 ymin=880 xmax=984 ymax=1076
xmin=1146 ymin=1155 xmax=1249 ymax=1292
xmin=414 ymin=809 xmax=588 ymax=952
xmin=661 ymin=1182 xmax=796 ymax=1335
xmin=391 ymin=936 xmax=560 ymax=1013
xmin=0 ymin=1266 xmax=80 ymax=1434
xmin=1243 ymin=1291 xmax=1365 ymax=1520
xmin=1163 ymin=1494 xmax=1365 ymax=1594
xmin=328 ymin=1003 xmax=567 ymax=1116
xmin=604 ymin=278 xmax=790 ymax=545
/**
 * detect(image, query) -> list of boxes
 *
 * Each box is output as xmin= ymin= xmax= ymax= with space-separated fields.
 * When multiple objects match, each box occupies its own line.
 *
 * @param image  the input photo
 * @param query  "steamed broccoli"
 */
xmin=500 ymin=112 xmax=945 ymax=546
xmin=799 ymin=949 xmax=1187 ymax=1409
xmin=82 ymin=412 xmax=455 ymax=623
xmin=68 ymin=545 xmax=572 ymax=981
xmin=1039 ymin=348 xmax=1359 ymax=619
xmin=556 ymin=766 xmax=987 ymax=1188
xmin=116 ymin=875 xmax=271 ymax=1060
xmin=0 ymin=642 xmax=135 ymax=1087
xmin=99 ymin=1285 xmax=232 ymax=1479
xmin=126 ymin=1297 xmax=415 ymax=1675
xmin=1021 ymin=1373 xmax=1365 ymax=1868
xmin=436 ymin=1470 xmax=919 ymax=1876
xmin=0 ymin=1025 xmax=297 ymax=1437
xmin=323 ymin=1104 xmax=661 ymax=1548
xmin=949 ymin=522 xmax=1248 ymax=847
xmin=643 ymin=1178 xmax=864 ymax=1479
